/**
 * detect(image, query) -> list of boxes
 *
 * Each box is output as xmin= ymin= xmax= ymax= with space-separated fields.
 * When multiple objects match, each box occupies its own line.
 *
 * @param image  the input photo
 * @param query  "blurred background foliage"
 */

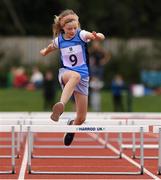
xmin=0 ymin=0 xmax=161 ymax=38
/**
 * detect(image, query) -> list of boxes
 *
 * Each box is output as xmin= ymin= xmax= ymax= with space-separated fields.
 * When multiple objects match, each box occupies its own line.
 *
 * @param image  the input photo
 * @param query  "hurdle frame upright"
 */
xmin=0 ymin=126 xmax=16 ymax=174
xmin=154 ymin=127 xmax=161 ymax=175
xmin=27 ymin=125 xmax=147 ymax=175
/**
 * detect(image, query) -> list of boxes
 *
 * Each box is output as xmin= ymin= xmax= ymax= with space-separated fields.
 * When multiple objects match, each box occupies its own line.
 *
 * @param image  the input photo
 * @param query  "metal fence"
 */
xmin=0 ymin=36 xmax=153 ymax=64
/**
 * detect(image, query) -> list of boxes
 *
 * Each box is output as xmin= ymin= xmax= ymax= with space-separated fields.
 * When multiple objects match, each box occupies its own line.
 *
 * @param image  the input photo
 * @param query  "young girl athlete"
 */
xmin=40 ymin=9 xmax=105 ymax=146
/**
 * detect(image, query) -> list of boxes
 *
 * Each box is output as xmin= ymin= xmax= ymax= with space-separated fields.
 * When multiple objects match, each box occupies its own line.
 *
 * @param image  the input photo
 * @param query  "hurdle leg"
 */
xmin=140 ymin=127 xmax=144 ymax=174
xmin=132 ymin=132 xmax=136 ymax=159
xmin=27 ymin=127 xmax=32 ymax=174
xmin=118 ymin=132 xmax=123 ymax=158
xmin=95 ymin=133 xmax=99 ymax=140
xmin=104 ymin=133 xmax=108 ymax=148
xmin=16 ymin=126 xmax=21 ymax=158
xmin=20 ymin=124 xmax=24 ymax=144
xmin=158 ymin=128 xmax=161 ymax=175
xmin=118 ymin=121 xmax=123 ymax=158
xmin=11 ymin=127 xmax=15 ymax=174
xmin=30 ymin=132 xmax=34 ymax=158
xmin=29 ymin=120 xmax=34 ymax=158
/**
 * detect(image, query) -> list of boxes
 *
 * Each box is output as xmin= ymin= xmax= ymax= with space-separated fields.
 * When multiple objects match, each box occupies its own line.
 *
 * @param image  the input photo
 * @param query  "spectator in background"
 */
xmin=13 ymin=67 xmax=28 ymax=88
xmin=0 ymin=66 xmax=8 ymax=88
xmin=88 ymin=41 xmax=110 ymax=111
xmin=30 ymin=67 xmax=43 ymax=89
xmin=90 ymin=76 xmax=104 ymax=112
xmin=7 ymin=67 xmax=16 ymax=88
xmin=43 ymin=70 xmax=56 ymax=111
xmin=111 ymin=74 xmax=125 ymax=112
xmin=89 ymin=41 xmax=110 ymax=79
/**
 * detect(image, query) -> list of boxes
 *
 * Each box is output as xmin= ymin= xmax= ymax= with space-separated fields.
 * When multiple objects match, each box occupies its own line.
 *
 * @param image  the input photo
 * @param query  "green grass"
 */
xmin=0 ymin=88 xmax=160 ymax=112
xmin=0 ymin=88 xmax=43 ymax=111
xmin=0 ymin=88 xmax=74 ymax=112
xmin=132 ymin=95 xmax=161 ymax=112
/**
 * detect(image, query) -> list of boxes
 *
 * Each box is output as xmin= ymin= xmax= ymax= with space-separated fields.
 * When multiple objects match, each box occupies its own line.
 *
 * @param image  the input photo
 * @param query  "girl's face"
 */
xmin=63 ymin=21 xmax=78 ymax=39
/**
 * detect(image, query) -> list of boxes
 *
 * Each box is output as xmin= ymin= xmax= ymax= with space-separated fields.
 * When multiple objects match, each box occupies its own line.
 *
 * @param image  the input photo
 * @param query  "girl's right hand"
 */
xmin=40 ymin=48 xmax=47 ymax=56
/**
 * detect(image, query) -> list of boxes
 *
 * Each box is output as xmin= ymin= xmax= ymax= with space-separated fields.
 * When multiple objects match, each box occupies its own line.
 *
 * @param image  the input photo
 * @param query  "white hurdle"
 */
xmin=25 ymin=119 xmax=127 ymax=159
xmin=27 ymin=112 xmax=161 ymax=120
xmin=26 ymin=124 xmax=148 ymax=175
xmin=0 ymin=119 xmax=25 ymax=159
xmin=0 ymin=125 xmax=21 ymax=174
xmin=0 ymin=115 xmax=27 ymax=174
xmin=122 ymin=119 xmax=161 ymax=159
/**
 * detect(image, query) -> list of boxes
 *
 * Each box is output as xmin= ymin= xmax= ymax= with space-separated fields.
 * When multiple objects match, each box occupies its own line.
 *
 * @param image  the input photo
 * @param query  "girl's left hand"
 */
xmin=92 ymin=31 xmax=97 ymax=38
xmin=92 ymin=31 xmax=105 ymax=40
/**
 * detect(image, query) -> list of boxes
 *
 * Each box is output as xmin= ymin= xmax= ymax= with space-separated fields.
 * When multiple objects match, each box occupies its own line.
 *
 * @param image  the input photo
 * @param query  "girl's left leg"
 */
xmin=64 ymin=92 xmax=88 ymax=146
xmin=73 ymin=92 xmax=88 ymax=125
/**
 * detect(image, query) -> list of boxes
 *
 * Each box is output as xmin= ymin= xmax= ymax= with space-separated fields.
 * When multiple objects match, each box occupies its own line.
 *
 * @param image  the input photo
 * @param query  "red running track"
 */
xmin=0 ymin=131 xmax=160 ymax=179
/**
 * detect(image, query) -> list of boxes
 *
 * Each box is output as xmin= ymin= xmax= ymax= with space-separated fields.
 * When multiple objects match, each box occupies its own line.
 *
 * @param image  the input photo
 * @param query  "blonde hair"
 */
xmin=52 ymin=9 xmax=80 ymax=38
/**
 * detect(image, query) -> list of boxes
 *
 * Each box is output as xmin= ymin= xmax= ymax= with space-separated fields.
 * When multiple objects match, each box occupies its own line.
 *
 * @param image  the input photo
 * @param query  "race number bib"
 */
xmin=61 ymin=45 xmax=85 ymax=67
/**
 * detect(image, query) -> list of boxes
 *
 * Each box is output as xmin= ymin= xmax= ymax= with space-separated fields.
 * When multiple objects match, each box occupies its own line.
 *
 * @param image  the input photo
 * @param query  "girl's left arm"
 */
xmin=92 ymin=31 xmax=105 ymax=40
xmin=85 ymin=31 xmax=105 ymax=41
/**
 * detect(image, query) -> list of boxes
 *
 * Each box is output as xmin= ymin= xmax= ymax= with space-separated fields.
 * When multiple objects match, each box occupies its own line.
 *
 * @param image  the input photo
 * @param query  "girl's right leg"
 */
xmin=51 ymin=70 xmax=81 ymax=121
xmin=60 ymin=71 xmax=81 ymax=105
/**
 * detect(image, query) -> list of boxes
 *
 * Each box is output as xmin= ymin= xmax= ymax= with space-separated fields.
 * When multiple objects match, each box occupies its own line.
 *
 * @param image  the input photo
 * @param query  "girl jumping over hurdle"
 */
xmin=40 ymin=9 xmax=105 ymax=146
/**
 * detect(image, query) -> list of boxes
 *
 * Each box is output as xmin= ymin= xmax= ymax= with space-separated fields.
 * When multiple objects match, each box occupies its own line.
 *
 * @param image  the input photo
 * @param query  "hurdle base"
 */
xmin=29 ymin=170 xmax=143 ymax=175
xmin=0 ymin=155 xmax=19 ymax=159
xmin=131 ymin=155 xmax=158 ymax=160
xmin=158 ymin=167 xmax=161 ymax=175
xmin=0 ymin=170 xmax=15 ymax=174
xmin=31 ymin=155 xmax=121 ymax=159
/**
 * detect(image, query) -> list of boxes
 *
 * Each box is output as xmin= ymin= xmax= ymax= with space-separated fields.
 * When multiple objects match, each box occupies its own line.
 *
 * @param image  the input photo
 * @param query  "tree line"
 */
xmin=0 ymin=0 xmax=161 ymax=38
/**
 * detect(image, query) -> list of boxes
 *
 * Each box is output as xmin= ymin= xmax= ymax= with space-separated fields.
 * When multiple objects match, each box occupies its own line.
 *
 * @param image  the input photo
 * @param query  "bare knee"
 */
xmin=62 ymin=71 xmax=81 ymax=85
xmin=71 ymin=72 xmax=81 ymax=84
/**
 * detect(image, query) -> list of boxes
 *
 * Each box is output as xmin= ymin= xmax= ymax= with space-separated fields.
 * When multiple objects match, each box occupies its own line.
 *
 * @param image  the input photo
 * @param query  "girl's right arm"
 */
xmin=40 ymin=43 xmax=57 ymax=56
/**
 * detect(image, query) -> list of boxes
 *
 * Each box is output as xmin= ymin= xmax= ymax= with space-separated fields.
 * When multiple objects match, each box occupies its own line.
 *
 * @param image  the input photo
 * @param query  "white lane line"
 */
xmin=18 ymin=138 xmax=28 ymax=180
xmin=88 ymin=133 xmax=161 ymax=180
